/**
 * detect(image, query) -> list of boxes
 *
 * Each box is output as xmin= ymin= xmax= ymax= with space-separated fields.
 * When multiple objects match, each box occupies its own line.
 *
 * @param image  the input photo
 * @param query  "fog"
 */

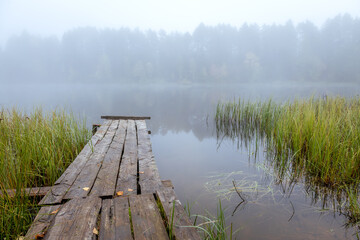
xmin=1 ymin=14 xmax=360 ymax=84
xmin=1 ymin=0 xmax=360 ymax=45
xmin=1 ymin=1 xmax=360 ymax=84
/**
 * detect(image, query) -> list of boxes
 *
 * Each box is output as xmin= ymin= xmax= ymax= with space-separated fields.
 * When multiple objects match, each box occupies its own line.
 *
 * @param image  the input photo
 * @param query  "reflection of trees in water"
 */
xmin=215 ymin=119 xmax=360 ymax=235
xmin=71 ymin=85 xmax=220 ymax=140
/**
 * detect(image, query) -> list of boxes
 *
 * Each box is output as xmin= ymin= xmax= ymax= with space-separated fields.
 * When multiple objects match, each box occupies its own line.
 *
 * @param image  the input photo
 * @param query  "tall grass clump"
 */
xmin=216 ymin=96 xmax=360 ymax=187
xmin=216 ymin=99 xmax=280 ymax=149
xmin=188 ymin=200 xmax=235 ymax=240
xmin=0 ymin=107 xmax=91 ymax=238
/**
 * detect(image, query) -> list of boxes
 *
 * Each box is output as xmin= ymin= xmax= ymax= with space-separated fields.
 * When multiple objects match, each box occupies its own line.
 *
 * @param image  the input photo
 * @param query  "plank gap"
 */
xmin=136 ymin=122 xmax=141 ymax=195
xmin=114 ymin=121 xmax=128 ymax=197
xmin=154 ymin=193 xmax=176 ymax=240
xmin=128 ymin=197 xmax=135 ymax=240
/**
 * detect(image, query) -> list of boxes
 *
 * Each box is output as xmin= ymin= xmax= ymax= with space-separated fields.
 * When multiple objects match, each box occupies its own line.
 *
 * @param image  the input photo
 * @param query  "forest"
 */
xmin=0 ymin=14 xmax=359 ymax=84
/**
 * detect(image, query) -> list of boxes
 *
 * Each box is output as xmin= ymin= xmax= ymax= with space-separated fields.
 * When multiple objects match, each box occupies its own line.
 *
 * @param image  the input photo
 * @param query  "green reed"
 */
xmin=216 ymin=96 xmax=360 ymax=187
xmin=0 ymin=108 xmax=91 ymax=239
xmin=187 ymin=200 xmax=235 ymax=240
xmin=216 ymin=96 xmax=360 ymax=233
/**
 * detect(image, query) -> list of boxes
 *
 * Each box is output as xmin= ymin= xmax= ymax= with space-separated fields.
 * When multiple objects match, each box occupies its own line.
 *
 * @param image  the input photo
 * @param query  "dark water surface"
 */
xmin=1 ymin=82 xmax=360 ymax=239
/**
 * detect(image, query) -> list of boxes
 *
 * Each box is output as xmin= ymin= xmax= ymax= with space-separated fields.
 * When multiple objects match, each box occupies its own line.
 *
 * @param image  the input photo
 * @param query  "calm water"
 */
xmin=1 ymin=82 xmax=360 ymax=239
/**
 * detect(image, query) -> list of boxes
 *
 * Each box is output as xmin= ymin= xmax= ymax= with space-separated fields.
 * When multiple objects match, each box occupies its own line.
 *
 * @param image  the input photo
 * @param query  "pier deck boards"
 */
xmin=26 ymin=118 xmax=200 ymax=240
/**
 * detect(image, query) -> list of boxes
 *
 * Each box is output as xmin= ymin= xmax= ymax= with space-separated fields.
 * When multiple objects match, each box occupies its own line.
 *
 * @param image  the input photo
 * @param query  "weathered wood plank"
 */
xmin=90 ymin=120 xmax=127 ymax=197
xmin=55 ymin=120 xmax=112 ymax=186
xmin=25 ymin=205 xmax=61 ymax=239
xmin=114 ymin=197 xmax=133 ymax=240
xmin=39 ymin=121 xmax=112 ymax=205
xmin=99 ymin=199 xmax=116 ymax=240
xmin=0 ymin=186 xmax=51 ymax=198
xmin=101 ymin=116 xmax=150 ymax=120
xmin=116 ymin=120 xmax=137 ymax=196
xmin=161 ymin=180 xmax=174 ymax=189
xmin=136 ymin=120 xmax=162 ymax=194
xmin=156 ymin=188 xmax=201 ymax=240
xmin=129 ymin=194 xmax=169 ymax=240
xmin=64 ymin=120 xmax=119 ymax=199
xmin=38 ymin=184 xmax=72 ymax=205
xmin=44 ymin=197 xmax=101 ymax=240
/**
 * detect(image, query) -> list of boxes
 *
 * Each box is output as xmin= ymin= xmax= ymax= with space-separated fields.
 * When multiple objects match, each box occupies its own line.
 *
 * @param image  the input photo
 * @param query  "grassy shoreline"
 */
xmin=0 ymin=108 xmax=91 ymax=239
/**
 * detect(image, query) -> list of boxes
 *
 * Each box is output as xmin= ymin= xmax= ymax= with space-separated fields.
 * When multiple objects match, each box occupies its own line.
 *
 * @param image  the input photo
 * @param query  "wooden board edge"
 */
xmin=101 ymin=116 xmax=151 ymax=120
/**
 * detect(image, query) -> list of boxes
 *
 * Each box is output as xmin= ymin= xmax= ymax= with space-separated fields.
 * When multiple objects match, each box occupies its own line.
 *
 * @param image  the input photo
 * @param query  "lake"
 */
xmin=1 ymin=82 xmax=359 ymax=239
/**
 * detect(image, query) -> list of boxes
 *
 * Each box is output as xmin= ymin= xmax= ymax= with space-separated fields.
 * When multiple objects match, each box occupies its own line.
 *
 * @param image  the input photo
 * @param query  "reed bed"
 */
xmin=216 ymin=96 xmax=360 ymax=187
xmin=216 ymin=96 xmax=360 ymax=232
xmin=0 ymin=108 xmax=91 ymax=239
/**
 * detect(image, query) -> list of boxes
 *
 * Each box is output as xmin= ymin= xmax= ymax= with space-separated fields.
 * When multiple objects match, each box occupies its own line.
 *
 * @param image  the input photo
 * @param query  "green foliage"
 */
xmin=0 ymin=108 xmax=91 ymax=239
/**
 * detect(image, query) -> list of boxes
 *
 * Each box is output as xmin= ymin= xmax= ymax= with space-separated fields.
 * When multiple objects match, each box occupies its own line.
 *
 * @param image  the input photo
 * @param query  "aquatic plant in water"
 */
xmin=215 ymin=96 xmax=360 ymax=233
xmin=216 ymin=96 xmax=360 ymax=187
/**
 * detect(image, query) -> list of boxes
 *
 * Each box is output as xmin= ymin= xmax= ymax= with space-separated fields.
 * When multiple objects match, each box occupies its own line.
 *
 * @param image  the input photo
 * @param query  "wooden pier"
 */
xmin=25 ymin=117 xmax=200 ymax=240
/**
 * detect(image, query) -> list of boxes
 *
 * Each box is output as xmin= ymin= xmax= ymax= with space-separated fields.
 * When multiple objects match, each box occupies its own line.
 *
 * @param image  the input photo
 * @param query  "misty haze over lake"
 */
xmin=1 ymin=14 xmax=360 ymax=84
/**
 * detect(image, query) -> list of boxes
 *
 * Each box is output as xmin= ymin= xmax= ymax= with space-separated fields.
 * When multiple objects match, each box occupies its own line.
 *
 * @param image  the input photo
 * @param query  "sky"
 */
xmin=1 ymin=0 xmax=360 ymax=46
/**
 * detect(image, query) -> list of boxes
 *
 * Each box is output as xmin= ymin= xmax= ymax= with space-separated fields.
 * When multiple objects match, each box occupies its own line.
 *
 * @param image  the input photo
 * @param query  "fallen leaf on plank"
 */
xmin=50 ymin=208 xmax=59 ymax=215
xmin=82 ymin=187 xmax=90 ymax=191
xmin=35 ymin=232 xmax=45 ymax=239
xmin=116 ymin=191 xmax=124 ymax=196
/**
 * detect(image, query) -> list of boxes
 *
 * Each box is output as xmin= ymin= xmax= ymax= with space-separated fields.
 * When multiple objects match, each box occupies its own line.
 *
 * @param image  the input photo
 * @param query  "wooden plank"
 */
xmin=55 ymin=120 xmax=112 ymax=186
xmin=64 ymin=120 xmax=119 ymax=199
xmin=90 ymin=120 xmax=127 ymax=197
xmin=39 ymin=121 xmax=112 ymax=205
xmin=114 ymin=197 xmax=133 ymax=240
xmin=38 ymin=183 xmax=72 ymax=205
xmin=25 ymin=205 xmax=61 ymax=239
xmin=129 ymin=194 xmax=169 ymax=240
xmin=136 ymin=120 xmax=162 ymax=194
xmin=161 ymin=180 xmax=174 ymax=189
xmin=44 ymin=197 xmax=101 ymax=240
xmin=0 ymin=186 xmax=51 ymax=198
xmin=156 ymin=188 xmax=201 ymax=240
xmin=100 ymin=197 xmax=133 ymax=240
xmin=99 ymin=199 xmax=116 ymax=240
xmin=101 ymin=116 xmax=151 ymax=120
xmin=116 ymin=120 xmax=138 ymax=196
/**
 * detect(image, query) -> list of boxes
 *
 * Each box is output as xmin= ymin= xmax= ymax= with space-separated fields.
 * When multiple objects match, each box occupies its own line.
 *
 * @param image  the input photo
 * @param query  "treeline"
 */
xmin=0 ymin=14 xmax=359 ymax=84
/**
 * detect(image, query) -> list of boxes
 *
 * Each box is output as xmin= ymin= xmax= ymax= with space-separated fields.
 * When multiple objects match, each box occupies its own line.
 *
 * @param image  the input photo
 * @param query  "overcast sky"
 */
xmin=1 ymin=0 xmax=360 ymax=46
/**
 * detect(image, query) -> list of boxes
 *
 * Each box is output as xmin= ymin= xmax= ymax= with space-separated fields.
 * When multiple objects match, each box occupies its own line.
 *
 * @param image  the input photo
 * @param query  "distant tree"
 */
xmin=297 ymin=21 xmax=325 ymax=81
xmin=1 ymin=15 xmax=359 ymax=84
xmin=320 ymin=14 xmax=360 ymax=82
